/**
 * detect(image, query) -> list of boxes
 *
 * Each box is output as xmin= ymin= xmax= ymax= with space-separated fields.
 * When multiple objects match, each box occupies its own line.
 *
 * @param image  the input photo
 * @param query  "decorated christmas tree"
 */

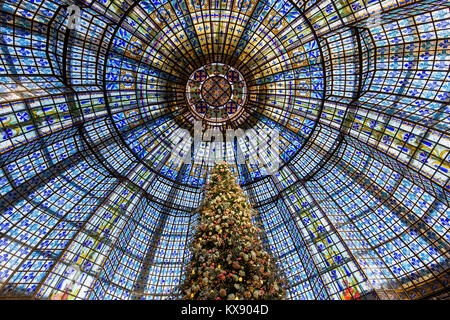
xmin=179 ymin=162 xmax=287 ymax=300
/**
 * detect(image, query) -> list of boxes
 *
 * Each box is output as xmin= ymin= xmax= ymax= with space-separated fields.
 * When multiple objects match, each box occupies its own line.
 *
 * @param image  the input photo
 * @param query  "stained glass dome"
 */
xmin=0 ymin=0 xmax=449 ymax=300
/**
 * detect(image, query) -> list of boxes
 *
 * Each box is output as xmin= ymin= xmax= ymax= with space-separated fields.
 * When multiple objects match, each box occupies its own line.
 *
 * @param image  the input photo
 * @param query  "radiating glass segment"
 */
xmin=0 ymin=0 xmax=448 ymax=300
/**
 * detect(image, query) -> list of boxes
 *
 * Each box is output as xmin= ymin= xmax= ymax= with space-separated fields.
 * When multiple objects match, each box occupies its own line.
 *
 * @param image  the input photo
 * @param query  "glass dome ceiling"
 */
xmin=0 ymin=0 xmax=449 ymax=300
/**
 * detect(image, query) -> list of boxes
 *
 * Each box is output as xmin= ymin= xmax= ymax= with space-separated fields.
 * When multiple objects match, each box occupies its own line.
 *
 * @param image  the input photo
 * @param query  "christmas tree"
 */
xmin=179 ymin=162 xmax=287 ymax=300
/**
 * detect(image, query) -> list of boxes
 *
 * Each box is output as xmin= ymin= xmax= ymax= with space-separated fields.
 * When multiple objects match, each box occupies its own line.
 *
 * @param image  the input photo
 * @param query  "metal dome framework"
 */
xmin=0 ymin=0 xmax=449 ymax=300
